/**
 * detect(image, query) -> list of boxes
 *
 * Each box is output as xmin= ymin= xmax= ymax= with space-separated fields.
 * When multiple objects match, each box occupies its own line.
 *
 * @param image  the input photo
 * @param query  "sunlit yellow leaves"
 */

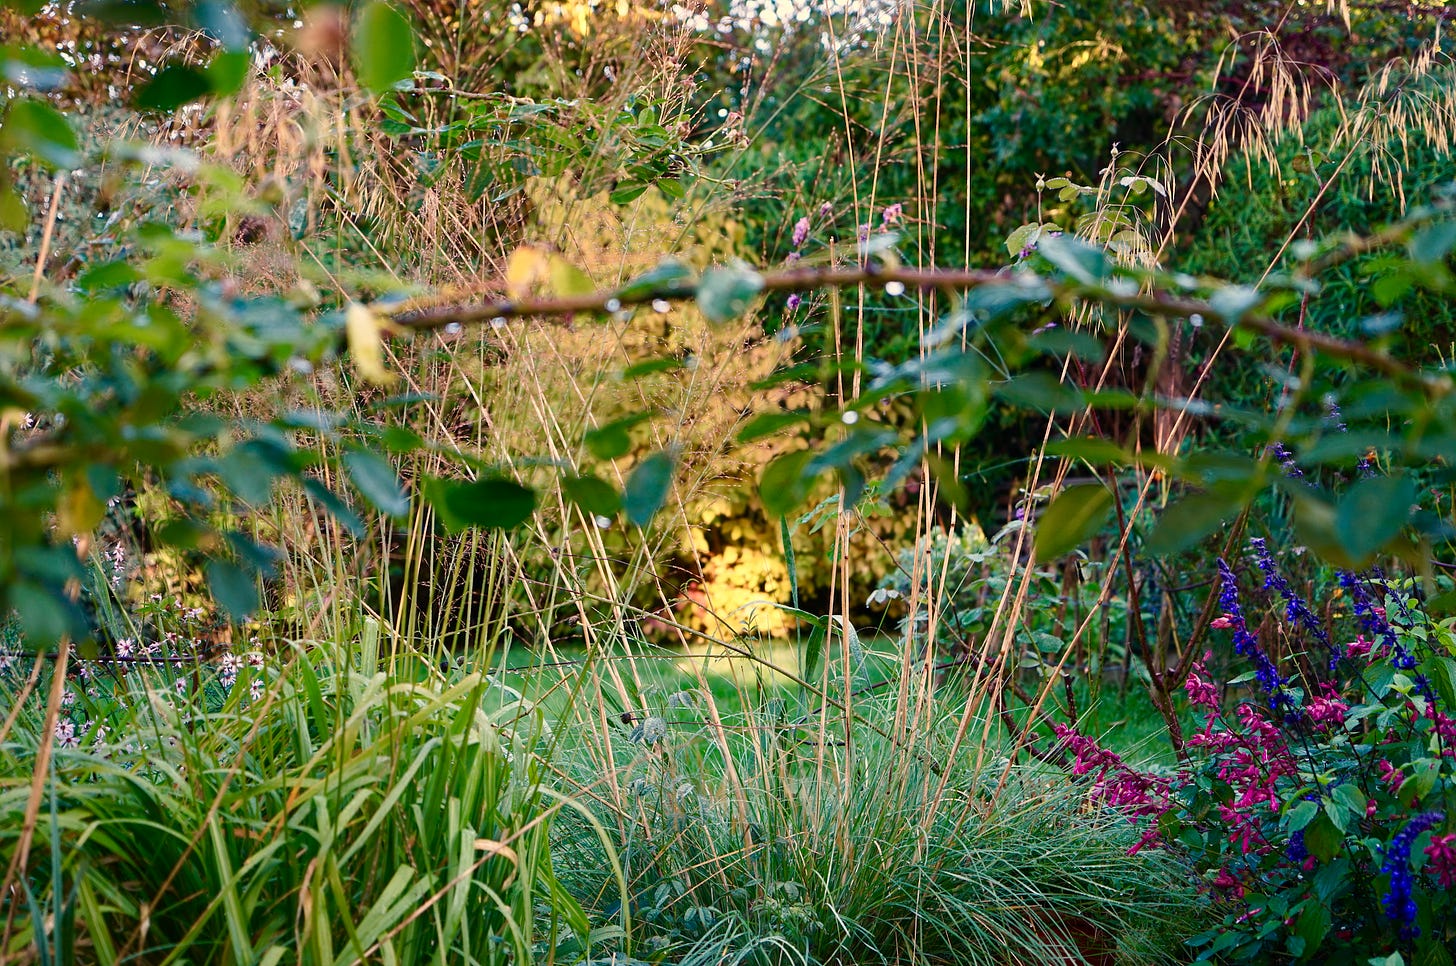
xmin=504 ymin=245 xmax=595 ymax=301
xmin=345 ymin=301 xmax=403 ymax=386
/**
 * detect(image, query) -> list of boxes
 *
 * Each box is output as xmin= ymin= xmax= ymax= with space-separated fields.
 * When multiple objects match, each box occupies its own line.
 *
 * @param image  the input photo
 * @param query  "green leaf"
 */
xmin=614 ymin=260 xmax=694 ymax=301
xmin=352 ymin=0 xmax=417 ymax=93
xmin=623 ymin=452 xmax=674 ymax=527
xmin=1209 ymin=284 xmax=1265 ymax=324
xmin=1335 ymin=474 xmax=1416 ymax=563
xmin=1145 ymin=491 xmax=1243 ymax=556
xmin=343 ymin=449 xmax=410 ymax=518
xmin=801 ymin=619 xmax=827 ymax=681
xmin=207 ymin=560 xmax=259 ymax=620
xmin=621 ymin=357 xmax=686 ymax=379
xmin=994 ymin=372 xmax=1084 ymax=414
xmin=696 ymin=263 xmax=763 ymax=324
xmin=561 ymin=473 xmax=621 ymax=517
xmin=1034 ymin=484 xmax=1114 ymax=560
xmin=133 ymin=64 xmax=212 ymax=111
xmin=1043 ymin=437 xmax=1131 ymax=464
xmin=306 ymin=477 xmax=368 ymax=536
xmin=1304 ymin=811 xmax=1342 ymax=862
xmin=0 ymin=98 xmax=80 ymax=169
xmin=609 ymin=182 xmax=649 ymax=204
xmin=1285 ymin=799 xmax=1319 ymax=832
xmin=1426 ymin=591 xmax=1456 ymax=617
xmin=736 ymin=411 xmax=809 ymax=444
xmin=1410 ymin=220 xmax=1456 ymax=264
xmin=1293 ymin=901 xmax=1331 ymax=960
xmin=760 ymin=449 xmax=814 ymax=519
xmin=425 ymin=476 xmax=536 ymax=531
xmin=1035 ymin=234 xmax=1109 ymax=284
xmin=11 ymin=583 xmax=79 ymax=648
xmin=584 ymin=414 xmax=649 ymax=460
xmin=206 ymin=50 xmax=251 ymax=95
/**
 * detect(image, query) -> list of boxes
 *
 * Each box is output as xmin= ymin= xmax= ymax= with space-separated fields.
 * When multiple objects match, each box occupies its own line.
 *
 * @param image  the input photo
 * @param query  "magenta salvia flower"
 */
xmin=1184 ymin=660 xmax=1220 ymax=711
xmin=791 ymin=216 xmax=810 ymax=249
xmin=1425 ymin=833 xmax=1456 ymax=888
xmin=1307 ymin=687 xmax=1349 ymax=730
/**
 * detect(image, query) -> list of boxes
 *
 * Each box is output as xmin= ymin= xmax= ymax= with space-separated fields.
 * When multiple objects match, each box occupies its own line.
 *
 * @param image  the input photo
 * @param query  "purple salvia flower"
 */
xmin=1270 ymin=442 xmax=1304 ymax=481
xmin=786 ymin=294 xmax=802 ymax=311
xmin=1250 ymin=537 xmax=1336 ymax=671
xmin=881 ymin=203 xmax=902 ymax=226
xmin=1381 ymin=811 xmax=1444 ymax=941
xmin=818 ymin=201 xmax=833 ymax=218
xmin=1216 ymin=557 xmax=1296 ymax=715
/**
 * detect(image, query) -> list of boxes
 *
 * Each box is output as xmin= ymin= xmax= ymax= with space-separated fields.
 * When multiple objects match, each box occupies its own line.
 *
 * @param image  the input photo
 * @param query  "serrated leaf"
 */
xmin=623 ymin=452 xmax=674 ymax=527
xmin=344 ymin=449 xmax=409 ymax=518
xmin=1034 ymin=483 xmax=1113 ymax=560
xmin=352 ymin=0 xmax=417 ymax=93
xmin=696 ymin=263 xmax=763 ymax=324
xmin=561 ymin=473 xmax=621 ymax=517
xmin=1336 ymin=474 xmax=1415 ymax=563
xmin=207 ymin=560 xmax=258 ymax=620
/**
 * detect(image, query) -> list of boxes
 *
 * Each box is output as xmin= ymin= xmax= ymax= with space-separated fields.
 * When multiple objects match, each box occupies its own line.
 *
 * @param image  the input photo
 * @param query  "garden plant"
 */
xmin=2 ymin=1 xmax=1456 ymax=964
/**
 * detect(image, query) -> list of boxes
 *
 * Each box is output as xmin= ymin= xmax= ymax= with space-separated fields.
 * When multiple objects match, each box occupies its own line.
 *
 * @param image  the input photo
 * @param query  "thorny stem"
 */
xmin=382 ymin=259 xmax=1451 ymax=397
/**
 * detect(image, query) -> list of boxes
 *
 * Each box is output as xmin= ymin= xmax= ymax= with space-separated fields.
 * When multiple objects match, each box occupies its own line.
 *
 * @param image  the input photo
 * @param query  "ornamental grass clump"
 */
xmin=1054 ymin=549 xmax=1456 ymax=963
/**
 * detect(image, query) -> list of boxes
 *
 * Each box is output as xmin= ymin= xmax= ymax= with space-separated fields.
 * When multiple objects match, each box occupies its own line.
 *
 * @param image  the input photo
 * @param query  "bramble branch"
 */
xmin=381 ymin=261 xmax=1452 ymax=396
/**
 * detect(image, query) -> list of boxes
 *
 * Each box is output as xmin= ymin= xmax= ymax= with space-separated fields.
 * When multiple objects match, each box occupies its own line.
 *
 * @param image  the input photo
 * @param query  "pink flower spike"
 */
xmin=1209 ymin=614 xmax=1236 ymax=630
xmin=1426 ymin=833 xmax=1456 ymax=887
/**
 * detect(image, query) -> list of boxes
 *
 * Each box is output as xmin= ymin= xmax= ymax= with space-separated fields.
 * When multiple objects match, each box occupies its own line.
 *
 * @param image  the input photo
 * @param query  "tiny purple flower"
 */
xmin=791 ymin=216 xmax=810 ymax=249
